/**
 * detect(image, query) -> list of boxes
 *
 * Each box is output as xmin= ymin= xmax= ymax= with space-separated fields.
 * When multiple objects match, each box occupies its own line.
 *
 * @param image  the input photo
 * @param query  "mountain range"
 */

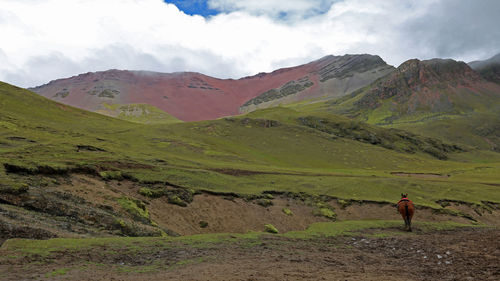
xmin=327 ymin=57 xmax=500 ymax=121
xmin=1 ymin=52 xmax=500 ymax=244
xmin=29 ymin=52 xmax=500 ymax=126
xmin=30 ymin=54 xmax=394 ymax=121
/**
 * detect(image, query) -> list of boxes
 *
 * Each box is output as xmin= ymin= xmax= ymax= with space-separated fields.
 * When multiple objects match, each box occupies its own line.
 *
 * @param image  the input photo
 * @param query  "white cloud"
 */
xmin=0 ymin=0 xmax=499 ymax=87
xmin=208 ymin=0 xmax=337 ymax=18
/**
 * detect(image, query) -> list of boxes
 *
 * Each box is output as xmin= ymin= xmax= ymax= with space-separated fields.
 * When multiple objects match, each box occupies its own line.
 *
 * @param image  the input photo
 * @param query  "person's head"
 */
xmin=401 ymin=193 xmax=408 ymax=198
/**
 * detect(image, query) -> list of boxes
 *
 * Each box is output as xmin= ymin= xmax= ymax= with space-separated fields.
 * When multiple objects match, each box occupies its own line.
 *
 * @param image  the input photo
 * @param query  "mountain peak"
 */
xmin=392 ymin=58 xmax=480 ymax=89
xmin=355 ymin=58 xmax=483 ymax=111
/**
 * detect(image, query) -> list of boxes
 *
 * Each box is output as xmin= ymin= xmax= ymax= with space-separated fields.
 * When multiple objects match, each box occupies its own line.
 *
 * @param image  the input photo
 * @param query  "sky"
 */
xmin=0 ymin=0 xmax=499 ymax=88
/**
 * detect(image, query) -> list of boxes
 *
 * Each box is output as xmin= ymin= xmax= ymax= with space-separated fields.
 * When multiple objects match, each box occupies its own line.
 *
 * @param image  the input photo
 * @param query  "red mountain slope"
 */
xmin=30 ymin=54 xmax=393 ymax=121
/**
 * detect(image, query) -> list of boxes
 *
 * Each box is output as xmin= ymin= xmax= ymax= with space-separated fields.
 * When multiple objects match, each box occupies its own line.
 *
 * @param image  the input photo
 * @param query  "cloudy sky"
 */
xmin=0 ymin=0 xmax=499 ymax=87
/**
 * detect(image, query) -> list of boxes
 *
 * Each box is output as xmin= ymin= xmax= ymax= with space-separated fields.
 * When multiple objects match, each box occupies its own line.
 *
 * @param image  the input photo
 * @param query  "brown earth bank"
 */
xmin=1 ymin=174 xmax=499 ymax=243
xmin=390 ymin=172 xmax=450 ymax=179
xmin=0 ymin=227 xmax=498 ymax=280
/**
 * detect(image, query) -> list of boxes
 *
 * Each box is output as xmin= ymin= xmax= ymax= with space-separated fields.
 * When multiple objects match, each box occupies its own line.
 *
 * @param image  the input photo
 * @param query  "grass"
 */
xmin=289 ymin=76 xmax=500 ymax=152
xmin=0 ymin=67 xmax=498 ymax=278
xmin=282 ymin=208 xmax=293 ymax=216
xmin=99 ymin=170 xmax=124 ymax=180
xmin=0 ymin=219 xmax=487 ymax=277
xmin=315 ymin=208 xmax=337 ymax=220
xmin=1 ymin=220 xmax=482 ymax=258
xmin=97 ymin=103 xmax=181 ymax=124
xmin=45 ymin=268 xmax=70 ymax=277
xmin=1 ymin=81 xmax=500 ymax=213
xmin=116 ymin=197 xmax=150 ymax=223
xmin=282 ymin=220 xmax=480 ymax=239
xmin=391 ymin=113 xmax=500 ymax=152
xmin=168 ymin=195 xmax=186 ymax=207
xmin=264 ymin=224 xmax=279 ymax=234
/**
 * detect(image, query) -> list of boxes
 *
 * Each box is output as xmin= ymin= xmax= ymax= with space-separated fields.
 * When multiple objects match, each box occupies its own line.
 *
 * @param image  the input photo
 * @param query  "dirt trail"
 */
xmin=123 ymin=228 xmax=500 ymax=281
xmin=390 ymin=172 xmax=449 ymax=178
xmin=1 ymin=227 xmax=498 ymax=280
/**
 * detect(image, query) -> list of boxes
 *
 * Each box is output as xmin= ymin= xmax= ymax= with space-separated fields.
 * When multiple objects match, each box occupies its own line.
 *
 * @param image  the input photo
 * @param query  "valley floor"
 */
xmin=1 ymin=227 xmax=498 ymax=280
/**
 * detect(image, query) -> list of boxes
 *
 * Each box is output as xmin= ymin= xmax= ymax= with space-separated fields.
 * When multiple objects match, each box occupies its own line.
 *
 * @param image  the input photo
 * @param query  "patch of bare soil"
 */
xmin=211 ymin=168 xmax=267 ymax=176
xmin=211 ymin=168 xmax=372 ymax=178
xmin=143 ymin=191 xmax=496 ymax=235
xmin=143 ymin=194 xmax=331 ymax=235
xmin=54 ymin=175 xmax=329 ymax=235
xmin=1 ymin=228 xmax=498 ymax=280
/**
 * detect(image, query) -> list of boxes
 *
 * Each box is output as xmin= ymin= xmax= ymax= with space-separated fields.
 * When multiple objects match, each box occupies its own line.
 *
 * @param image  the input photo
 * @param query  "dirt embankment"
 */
xmin=58 ymin=175 xmax=497 ymax=236
xmin=142 ymin=194 xmax=484 ymax=235
xmin=390 ymin=172 xmax=450 ymax=178
xmin=1 ymin=174 xmax=499 ymax=242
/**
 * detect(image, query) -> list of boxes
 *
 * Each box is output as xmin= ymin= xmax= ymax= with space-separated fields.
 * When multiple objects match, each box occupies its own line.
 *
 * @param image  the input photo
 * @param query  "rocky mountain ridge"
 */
xmin=356 ymin=58 xmax=483 ymax=111
xmin=30 ymin=54 xmax=394 ymax=121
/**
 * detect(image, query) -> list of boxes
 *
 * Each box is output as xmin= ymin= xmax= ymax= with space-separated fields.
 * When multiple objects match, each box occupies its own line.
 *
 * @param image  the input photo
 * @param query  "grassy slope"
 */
xmin=1 ymin=82 xmax=500 ymax=210
xmin=377 ymin=86 xmax=500 ymax=152
xmin=96 ymin=103 xmax=181 ymax=124
xmin=296 ymin=80 xmax=500 ymax=152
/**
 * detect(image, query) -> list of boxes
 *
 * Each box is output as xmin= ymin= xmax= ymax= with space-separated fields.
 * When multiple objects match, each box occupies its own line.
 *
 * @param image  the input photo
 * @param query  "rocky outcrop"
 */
xmin=356 ymin=58 xmax=482 ymax=111
xmin=242 ymin=77 xmax=314 ymax=108
xmin=317 ymin=54 xmax=390 ymax=82
xmin=239 ymin=55 xmax=394 ymax=113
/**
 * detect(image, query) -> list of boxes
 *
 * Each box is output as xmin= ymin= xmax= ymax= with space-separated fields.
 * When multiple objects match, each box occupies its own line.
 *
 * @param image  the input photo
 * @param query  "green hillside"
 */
xmin=289 ymin=59 xmax=500 ymax=152
xmin=2 ymin=81 xmax=500 ymax=200
xmin=96 ymin=103 xmax=181 ymax=124
xmin=1 ymin=81 xmax=500 ymax=240
xmin=289 ymin=93 xmax=500 ymax=152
